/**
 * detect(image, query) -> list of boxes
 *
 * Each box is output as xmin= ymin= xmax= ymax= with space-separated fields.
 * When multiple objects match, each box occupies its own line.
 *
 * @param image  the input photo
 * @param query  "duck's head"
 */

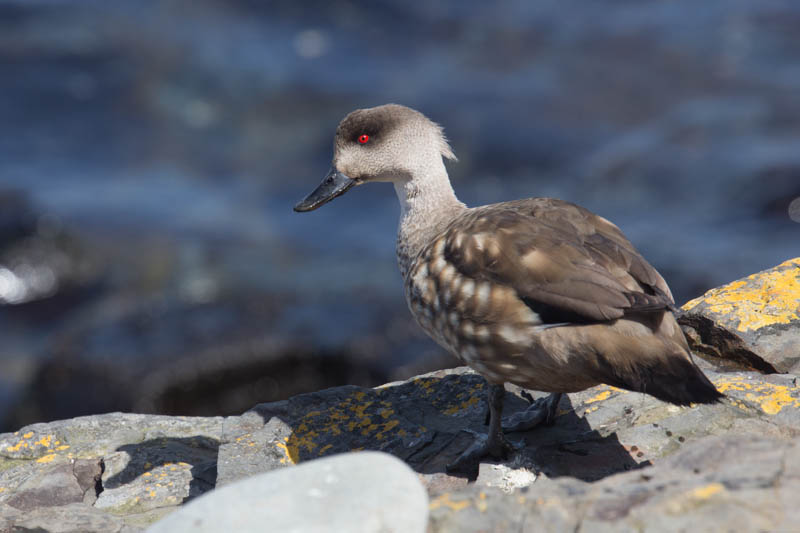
xmin=294 ymin=104 xmax=455 ymax=212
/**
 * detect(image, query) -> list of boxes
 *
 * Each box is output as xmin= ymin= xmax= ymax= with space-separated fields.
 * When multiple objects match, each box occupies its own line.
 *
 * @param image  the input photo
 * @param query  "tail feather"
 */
xmin=596 ymin=351 xmax=723 ymax=406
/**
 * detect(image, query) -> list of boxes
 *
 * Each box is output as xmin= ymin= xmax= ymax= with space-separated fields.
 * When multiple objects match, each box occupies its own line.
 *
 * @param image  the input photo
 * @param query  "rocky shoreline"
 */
xmin=1 ymin=259 xmax=798 ymax=532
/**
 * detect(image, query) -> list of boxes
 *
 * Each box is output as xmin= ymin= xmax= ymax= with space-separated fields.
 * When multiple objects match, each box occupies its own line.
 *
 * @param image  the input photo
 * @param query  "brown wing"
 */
xmin=440 ymin=198 xmax=673 ymax=324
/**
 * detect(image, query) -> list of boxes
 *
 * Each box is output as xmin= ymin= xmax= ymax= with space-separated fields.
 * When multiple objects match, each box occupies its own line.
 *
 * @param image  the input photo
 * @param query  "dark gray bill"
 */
xmin=293 ymin=168 xmax=356 ymax=212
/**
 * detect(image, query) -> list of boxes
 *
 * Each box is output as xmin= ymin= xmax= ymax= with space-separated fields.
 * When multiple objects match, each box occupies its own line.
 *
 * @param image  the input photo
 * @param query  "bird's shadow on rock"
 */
xmin=252 ymin=371 xmax=649 ymax=483
xmin=104 ymin=436 xmax=220 ymax=503
xmin=510 ymin=393 xmax=649 ymax=482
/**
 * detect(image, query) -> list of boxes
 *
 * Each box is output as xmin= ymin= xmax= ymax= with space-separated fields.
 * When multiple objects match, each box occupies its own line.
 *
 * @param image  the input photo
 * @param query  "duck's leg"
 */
xmin=502 ymin=392 xmax=563 ymax=433
xmin=446 ymin=383 xmax=516 ymax=473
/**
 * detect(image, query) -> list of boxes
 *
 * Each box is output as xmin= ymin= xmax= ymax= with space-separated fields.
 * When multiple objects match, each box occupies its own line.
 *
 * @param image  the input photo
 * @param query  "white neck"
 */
xmin=393 ymin=158 xmax=466 ymax=277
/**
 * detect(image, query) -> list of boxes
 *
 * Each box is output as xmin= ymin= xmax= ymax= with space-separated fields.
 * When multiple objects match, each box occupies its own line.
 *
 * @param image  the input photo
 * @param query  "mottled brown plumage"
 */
xmin=295 ymin=104 xmax=722 ymax=472
xmin=404 ymin=197 xmax=715 ymax=403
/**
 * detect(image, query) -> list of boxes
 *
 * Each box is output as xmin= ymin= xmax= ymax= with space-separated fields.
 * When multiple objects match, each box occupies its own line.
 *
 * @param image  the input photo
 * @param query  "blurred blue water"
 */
xmin=1 ymin=0 xmax=798 ymax=426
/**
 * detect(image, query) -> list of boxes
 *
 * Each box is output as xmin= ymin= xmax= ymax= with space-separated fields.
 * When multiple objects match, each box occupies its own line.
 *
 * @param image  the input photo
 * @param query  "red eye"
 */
xmin=358 ymin=134 xmax=369 ymax=144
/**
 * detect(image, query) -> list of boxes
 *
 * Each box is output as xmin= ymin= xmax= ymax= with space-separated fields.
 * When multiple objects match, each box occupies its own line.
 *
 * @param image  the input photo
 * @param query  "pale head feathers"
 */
xmin=333 ymin=104 xmax=456 ymax=184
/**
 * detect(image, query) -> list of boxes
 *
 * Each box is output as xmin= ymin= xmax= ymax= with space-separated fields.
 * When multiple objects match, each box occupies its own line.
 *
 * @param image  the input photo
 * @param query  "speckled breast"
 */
xmin=401 ymin=234 xmax=546 ymax=382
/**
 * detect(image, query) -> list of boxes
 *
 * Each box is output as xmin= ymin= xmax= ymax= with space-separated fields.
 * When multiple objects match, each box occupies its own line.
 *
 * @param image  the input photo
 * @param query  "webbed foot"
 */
xmin=502 ymin=392 xmax=563 ymax=433
xmin=446 ymin=383 xmax=520 ymax=475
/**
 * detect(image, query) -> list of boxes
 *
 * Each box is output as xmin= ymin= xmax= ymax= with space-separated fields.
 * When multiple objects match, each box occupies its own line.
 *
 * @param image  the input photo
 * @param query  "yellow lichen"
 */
xmin=443 ymin=395 xmax=481 ymax=415
xmin=33 ymin=435 xmax=52 ymax=448
xmin=429 ymin=492 xmax=471 ymax=512
xmin=585 ymin=389 xmax=615 ymax=404
xmin=375 ymin=419 xmax=399 ymax=439
xmin=716 ymin=377 xmax=800 ymax=415
xmin=4 ymin=434 xmax=61 ymax=455
xmin=682 ymin=258 xmax=800 ymax=332
xmin=664 ymin=482 xmax=727 ymax=515
xmin=410 ymin=377 xmax=446 ymax=398
xmin=281 ymin=388 xmax=415 ymax=463
xmin=275 ymin=439 xmax=294 ymax=465
xmin=36 ymin=454 xmax=56 ymax=463
xmin=688 ymin=482 xmax=724 ymax=500
xmin=5 ymin=440 xmax=29 ymax=453
xmin=476 ymin=496 xmax=488 ymax=512
xmin=278 ymin=377 xmax=484 ymax=463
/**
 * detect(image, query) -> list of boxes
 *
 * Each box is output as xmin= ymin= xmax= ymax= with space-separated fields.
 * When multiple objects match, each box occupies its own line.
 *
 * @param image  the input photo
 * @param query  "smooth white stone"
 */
xmin=147 ymin=452 xmax=428 ymax=533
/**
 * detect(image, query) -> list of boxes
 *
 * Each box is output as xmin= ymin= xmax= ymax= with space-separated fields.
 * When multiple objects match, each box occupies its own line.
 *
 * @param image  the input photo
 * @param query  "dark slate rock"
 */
xmin=243 ymin=367 xmax=800 ymax=481
xmin=680 ymin=257 xmax=800 ymax=373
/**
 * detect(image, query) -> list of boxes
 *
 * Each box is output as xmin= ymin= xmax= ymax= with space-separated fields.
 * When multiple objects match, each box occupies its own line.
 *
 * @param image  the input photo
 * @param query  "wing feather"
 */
xmin=440 ymin=198 xmax=673 ymax=324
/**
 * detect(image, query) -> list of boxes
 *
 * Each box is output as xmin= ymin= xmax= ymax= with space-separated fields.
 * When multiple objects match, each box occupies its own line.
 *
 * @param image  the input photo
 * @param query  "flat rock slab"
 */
xmin=0 ymin=413 xmax=262 ymax=531
xmin=429 ymin=434 xmax=800 ymax=532
xmin=1 ymin=367 xmax=799 ymax=532
xmin=680 ymin=257 xmax=800 ymax=373
xmin=242 ymin=368 xmax=800 ymax=482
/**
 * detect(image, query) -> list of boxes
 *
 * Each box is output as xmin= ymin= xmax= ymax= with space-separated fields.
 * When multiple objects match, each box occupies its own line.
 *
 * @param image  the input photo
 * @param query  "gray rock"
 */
xmin=428 ymin=435 xmax=800 ymax=532
xmin=680 ymin=257 xmax=800 ymax=373
xmin=0 ymin=503 xmax=22 ymax=532
xmin=215 ymin=412 xmax=294 ymax=488
xmin=245 ymin=367 xmax=800 ymax=480
xmin=0 ymin=413 xmax=244 ymax=530
xmin=147 ymin=451 xmax=428 ymax=533
xmin=1 ymin=365 xmax=799 ymax=531
xmin=4 ymin=502 xmax=138 ymax=533
xmin=5 ymin=459 xmax=101 ymax=511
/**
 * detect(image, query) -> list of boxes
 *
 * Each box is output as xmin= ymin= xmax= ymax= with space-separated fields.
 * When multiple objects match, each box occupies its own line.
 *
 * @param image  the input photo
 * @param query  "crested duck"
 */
xmin=294 ymin=104 xmax=721 ymax=471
